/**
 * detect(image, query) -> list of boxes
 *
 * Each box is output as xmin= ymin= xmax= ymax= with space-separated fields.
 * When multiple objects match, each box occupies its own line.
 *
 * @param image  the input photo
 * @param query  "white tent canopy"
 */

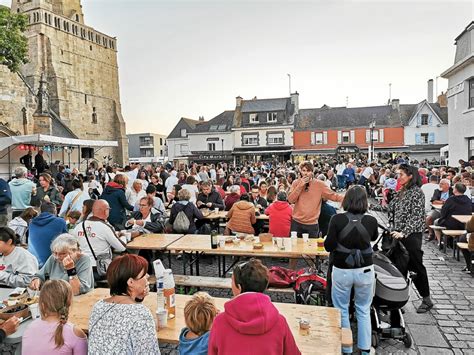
xmin=0 ymin=134 xmax=118 ymax=151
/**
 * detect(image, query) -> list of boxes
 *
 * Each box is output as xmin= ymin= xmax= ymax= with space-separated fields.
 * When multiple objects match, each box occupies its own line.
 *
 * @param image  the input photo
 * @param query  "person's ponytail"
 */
xmin=54 ymin=306 xmax=69 ymax=348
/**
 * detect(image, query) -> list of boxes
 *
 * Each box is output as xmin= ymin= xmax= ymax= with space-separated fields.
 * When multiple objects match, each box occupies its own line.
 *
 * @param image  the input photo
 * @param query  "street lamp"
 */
xmin=221 ymin=139 xmax=224 ymax=156
xmin=369 ymin=120 xmax=376 ymax=162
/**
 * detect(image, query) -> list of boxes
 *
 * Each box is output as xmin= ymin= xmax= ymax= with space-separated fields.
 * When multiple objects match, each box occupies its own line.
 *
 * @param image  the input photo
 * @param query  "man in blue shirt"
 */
xmin=342 ymin=162 xmax=356 ymax=189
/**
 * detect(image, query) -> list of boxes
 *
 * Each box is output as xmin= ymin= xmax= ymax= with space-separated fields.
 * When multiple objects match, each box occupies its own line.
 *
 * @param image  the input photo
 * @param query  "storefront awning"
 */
xmin=0 ymin=134 xmax=118 ymax=151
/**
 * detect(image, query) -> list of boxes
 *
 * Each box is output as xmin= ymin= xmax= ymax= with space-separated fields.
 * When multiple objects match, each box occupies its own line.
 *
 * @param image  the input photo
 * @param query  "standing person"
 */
xmin=0 ymin=178 xmax=11 ymax=227
xmin=22 ymin=280 xmax=88 ymax=354
xmin=34 ymin=173 xmax=63 ymax=207
xmin=324 ymin=186 xmax=378 ymax=355
xmin=20 ymin=150 xmax=33 ymax=171
xmin=165 ymin=170 xmax=179 ymax=201
xmin=342 ymin=163 xmax=356 ymax=188
xmin=100 ymin=174 xmax=134 ymax=230
xmin=9 ymin=167 xmax=36 ymax=218
xmin=59 ymin=179 xmax=90 ymax=218
xmin=34 ymin=150 xmax=47 ymax=175
xmin=335 ymin=161 xmax=346 ymax=191
xmin=389 ymin=164 xmax=433 ymax=313
xmin=288 ymin=161 xmax=343 ymax=238
xmin=88 ymin=255 xmax=160 ymax=354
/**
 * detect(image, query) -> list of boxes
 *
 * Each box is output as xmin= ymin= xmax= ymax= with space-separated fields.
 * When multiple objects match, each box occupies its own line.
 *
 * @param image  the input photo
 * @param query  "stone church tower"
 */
xmin=0 ymin=0 xmax=128 ymax=164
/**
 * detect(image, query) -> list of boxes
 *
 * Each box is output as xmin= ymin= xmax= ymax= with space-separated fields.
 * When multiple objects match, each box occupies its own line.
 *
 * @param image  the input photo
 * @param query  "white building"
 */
xmin=441 ymin=21 xmax=474 ymax=163
xmin=166 ymin=117 xmax=202 ymax=163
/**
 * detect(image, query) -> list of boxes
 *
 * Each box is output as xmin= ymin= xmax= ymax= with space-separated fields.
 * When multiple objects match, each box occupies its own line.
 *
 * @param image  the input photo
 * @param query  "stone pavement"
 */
xmin=158 ymin=209 xmax=474 ymax=354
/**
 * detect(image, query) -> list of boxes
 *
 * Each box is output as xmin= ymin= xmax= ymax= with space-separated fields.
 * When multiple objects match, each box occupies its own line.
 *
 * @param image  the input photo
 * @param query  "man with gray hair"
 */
xmin=426 ymin=178 xmax=453 ymax=241
xmin=8 ymin=167 xmax=36 ymax=218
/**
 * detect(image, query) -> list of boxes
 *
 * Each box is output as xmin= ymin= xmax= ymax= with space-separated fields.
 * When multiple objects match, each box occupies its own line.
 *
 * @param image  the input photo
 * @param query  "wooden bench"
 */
xmin=442 ymin=230 xmax=466 ymax=257
xmin=174 ymin=274 xmax=294 ymax=295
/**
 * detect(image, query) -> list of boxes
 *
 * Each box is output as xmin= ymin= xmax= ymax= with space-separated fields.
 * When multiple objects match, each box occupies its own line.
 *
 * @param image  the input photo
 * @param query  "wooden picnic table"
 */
xmin=69 ymin=288 xmax=342 ymax=355
xmin=201 ymin=209 xmax=269 ymax=220
xmin=126 ymin=233 xmax=184 ymax=251
xmin=166 ymin=234 xmax=329 ymax=276
xmin=453 ymin=214 xmax=474 ymax=224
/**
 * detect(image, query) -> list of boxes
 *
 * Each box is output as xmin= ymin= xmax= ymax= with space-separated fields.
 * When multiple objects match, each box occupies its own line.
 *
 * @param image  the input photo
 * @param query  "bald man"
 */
xmin=72 ymin=199 xmax=126 ymax=280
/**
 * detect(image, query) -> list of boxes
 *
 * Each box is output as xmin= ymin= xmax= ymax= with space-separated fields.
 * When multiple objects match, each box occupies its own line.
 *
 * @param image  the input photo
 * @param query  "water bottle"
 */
xmin=156 ymin=275 xmax=165 ymax=310
xmin=163 ymin=269 xmax=176 ymax=319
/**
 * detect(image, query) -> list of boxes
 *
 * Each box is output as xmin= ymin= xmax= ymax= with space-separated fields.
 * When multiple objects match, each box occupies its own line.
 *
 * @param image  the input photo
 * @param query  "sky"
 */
xmin=2 ymin=0 xmax=473 ymax=135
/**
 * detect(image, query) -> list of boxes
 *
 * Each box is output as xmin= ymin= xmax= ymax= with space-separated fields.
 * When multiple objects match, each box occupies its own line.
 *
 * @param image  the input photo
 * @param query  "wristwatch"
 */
xmin=68 ymin=275 xmax=77 ymax=281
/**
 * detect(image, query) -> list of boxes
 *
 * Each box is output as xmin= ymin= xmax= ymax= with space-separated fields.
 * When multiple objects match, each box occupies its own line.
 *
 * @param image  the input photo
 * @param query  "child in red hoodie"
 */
xmin=208 ymin=259 xmax=301 ymax=355
xmin=265 ymin=191 xmax=293 ymax=237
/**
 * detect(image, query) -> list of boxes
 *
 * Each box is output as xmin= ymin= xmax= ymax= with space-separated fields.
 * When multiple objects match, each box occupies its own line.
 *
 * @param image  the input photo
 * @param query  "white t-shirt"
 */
xmin=181 ymin=184 xmax=199 ymax=203
xmin=72 ymin=219 xmax=126 ymax=266
xmin=362 ymin=167 xmax=374 ymax=179
xmin=336 ymin=163 xmax=346 ymax=176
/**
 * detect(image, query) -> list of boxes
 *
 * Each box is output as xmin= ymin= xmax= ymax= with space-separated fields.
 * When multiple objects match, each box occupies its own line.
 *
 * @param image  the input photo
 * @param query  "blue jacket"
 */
xmin=0 ymin=179 xmax=11 ymax=215
xmin=342 ymin=167 xmax=356 ymax=182
xmin=28 ymin=212 xmax=67 ymax=267
xmin=179 ymin=328 xmax=210 ymax=355
xmin=100 ymin=182 xmax=133 ymax=230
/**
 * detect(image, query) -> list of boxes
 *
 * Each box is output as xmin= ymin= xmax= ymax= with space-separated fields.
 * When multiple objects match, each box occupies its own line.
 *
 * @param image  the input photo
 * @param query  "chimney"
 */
xmin=391 ymin=99 xmax=400 ymax=111
xmin=291 ymin=91 xmax=299 ymax=115
xmin=427 ymin=79 xmax=434 ymax=103
xmin=198 ymin=116 xmax=204 ymax=122
xmin=437 ymin=91 xmax=447 ymax=107
xmin=236 ymin=96 xmax=242 ymax=107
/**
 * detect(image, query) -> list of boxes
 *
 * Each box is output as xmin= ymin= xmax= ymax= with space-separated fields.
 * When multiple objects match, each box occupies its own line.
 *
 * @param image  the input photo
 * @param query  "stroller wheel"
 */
xmin=403 ymin=333 xmax=412 ymax=348
xmin=371 ymin=331 xmax=379 ymax=348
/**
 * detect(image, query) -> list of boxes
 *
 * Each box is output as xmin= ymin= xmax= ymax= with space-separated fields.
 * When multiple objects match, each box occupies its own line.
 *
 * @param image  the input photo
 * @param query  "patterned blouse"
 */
xmin=88 ymin=300 xmax=160 ymax=355
xmin=389 ymin=185 xmax=426 ymax=237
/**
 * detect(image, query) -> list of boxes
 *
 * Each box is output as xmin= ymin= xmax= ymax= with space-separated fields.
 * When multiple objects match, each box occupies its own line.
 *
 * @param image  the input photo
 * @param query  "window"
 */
xmin=267 ymin=112 xmax=277 ymax=123
xmin=249 ymin=113 xmax=259 ymax=124
xmin=342 ymin=131 xmax=350 ymax=143
xmin=180 ymin=144 xmax=189 ymax=154
xmin=180 ymin=128 xmax=187 ymax=137
xmin=242 ymin=134 xmax=258 ymax=146
xmin=469 ymin=78 xmax=474 ymax=109
xmin=372 ymin=130 xmax=379 ymax=142
xmin=160 ymin=138 xmax=163 ymax=145
xmin=208 ymin=143 xmax=216 ymax=151
xmin=421 ymin=114 xmax=429 ymax=125
xmin=420 ymin=133 xmax=429 ymax=144
xmin=267 ymin=132 xmax=284 ymax=145
xmin=315 ymin=132 xmax=323 ymax=144
xmin=469 ymin=138 xmax=474 ymax=159
xmin=91 ymin=107 xmax=97 ymax=124
xmin=75 ymin=14 xmax=79 ymax=22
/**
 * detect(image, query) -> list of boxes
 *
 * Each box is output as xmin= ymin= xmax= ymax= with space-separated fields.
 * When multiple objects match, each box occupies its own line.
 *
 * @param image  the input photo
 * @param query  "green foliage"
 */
xmin=0 ymin=5 xmax=28 ymax=72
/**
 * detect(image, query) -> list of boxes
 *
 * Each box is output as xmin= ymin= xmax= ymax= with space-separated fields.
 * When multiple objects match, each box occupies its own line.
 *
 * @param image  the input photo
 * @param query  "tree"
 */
xmin=0 ymin=5 xmax=28 ymax=73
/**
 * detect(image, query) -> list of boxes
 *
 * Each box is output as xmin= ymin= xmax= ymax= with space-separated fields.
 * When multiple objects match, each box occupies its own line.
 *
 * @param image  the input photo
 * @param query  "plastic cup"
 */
xmin=29 ymin=303 xmax=40 ymax=319
xmin=156 ymin=308 xmax=168 ymax=328
xmin=283 ymin=238 xmax=292 ymax=249
xmin=214 ymin=208 xmax=219 ymax=214
xmin=302 ymin=233 xmax=309 ymax=243
xmin=290 ymin=231 xmax=297 ymax=238
xmin=276 ymin=237 xmax=284 ymax=250
xmin=219 ymin=237 xmax=225 ymax=248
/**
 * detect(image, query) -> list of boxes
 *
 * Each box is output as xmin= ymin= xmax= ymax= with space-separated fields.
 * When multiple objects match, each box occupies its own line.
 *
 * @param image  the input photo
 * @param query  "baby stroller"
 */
xmin=371 ymin=223 xmax=412 ymax=348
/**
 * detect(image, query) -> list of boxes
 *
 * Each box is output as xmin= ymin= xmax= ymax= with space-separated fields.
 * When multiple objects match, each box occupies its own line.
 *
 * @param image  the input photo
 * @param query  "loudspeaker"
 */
xmin=81 ymin=147 xmax=94 ymax=159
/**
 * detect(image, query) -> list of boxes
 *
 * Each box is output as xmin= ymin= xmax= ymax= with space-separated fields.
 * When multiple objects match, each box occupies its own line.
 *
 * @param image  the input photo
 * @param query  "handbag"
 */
xmin=268 ymin=266 xmax=297 ymax=288
xmin=82 ymin=221 xmax=112 ymax=279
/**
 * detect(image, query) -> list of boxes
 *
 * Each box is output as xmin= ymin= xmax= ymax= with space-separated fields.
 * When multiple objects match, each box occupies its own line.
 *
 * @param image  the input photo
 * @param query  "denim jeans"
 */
xmin=332 ymin=265 xmax=375 ymax=353
xmin=337 ymin=175 xmax=346 ymax=189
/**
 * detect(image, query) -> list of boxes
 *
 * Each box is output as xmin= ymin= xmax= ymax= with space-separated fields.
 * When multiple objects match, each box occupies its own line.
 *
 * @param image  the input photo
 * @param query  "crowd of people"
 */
xmin=0 ymin=150 xmax=471 ymax=354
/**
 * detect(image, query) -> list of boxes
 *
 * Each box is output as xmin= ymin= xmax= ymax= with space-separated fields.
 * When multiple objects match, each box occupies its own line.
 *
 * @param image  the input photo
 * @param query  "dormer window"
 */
xmin=249 ymin=113 xmax=259 ymax=124
xmin=267 ymin=112 xmax=277 ymax=123
xmin=180 ymin=128 xmax=187 ymax=137
xmin=421 ymin=114 xmax=429 ymax=125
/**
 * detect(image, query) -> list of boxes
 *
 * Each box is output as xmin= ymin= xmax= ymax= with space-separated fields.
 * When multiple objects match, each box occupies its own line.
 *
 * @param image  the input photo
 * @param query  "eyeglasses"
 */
xmin=139 ymin=204 xmax=148 ymax=207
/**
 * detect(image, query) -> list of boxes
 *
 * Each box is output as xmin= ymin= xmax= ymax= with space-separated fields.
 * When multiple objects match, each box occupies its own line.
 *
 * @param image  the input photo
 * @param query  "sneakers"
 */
xmin=416 ymin=300 xmax=434 ymax=313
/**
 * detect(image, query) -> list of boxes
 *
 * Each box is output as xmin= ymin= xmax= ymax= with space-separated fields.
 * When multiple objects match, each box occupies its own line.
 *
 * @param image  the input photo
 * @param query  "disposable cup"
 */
xmin=276 ymin=237 xmax=284 ymax=250
xmin=29 ymin=303 xmax=40 ymax=319
xmin=283 ymin=238 xmax=292 ymax=249
xmin=156 ymin=308 xmax=168 ymax=328
xmin=214 ymin=208 xmax=219 ymax=214
xmin=218 ymin=237 xmax=225 ymax=248
xmin=290 ymin=231 xmax=297 ymax=238
xmin=302 ymin=233 xmax=309 ymax=243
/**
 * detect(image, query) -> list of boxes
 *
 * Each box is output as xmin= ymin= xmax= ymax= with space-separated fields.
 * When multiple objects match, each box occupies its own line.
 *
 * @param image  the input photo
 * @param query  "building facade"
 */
xmin=166 ymin=117 xmax=202 ymax=162
xmin=127 ymin=133 xmax=167 ymax=163
xmin=0 ymin=0 xmax=128 ymax=164
xmin=441 ymin=21 xmax=474 ymax=163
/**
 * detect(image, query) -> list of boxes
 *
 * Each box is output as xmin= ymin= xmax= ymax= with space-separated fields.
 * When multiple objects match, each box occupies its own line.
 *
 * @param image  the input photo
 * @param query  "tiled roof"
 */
xmin=193 ymin=111 xmax=235 ymax=133
xmin=241 ymin=98 xmax=289 ymax=113
xmin=167 ymin=117 xmax=201 ymax=139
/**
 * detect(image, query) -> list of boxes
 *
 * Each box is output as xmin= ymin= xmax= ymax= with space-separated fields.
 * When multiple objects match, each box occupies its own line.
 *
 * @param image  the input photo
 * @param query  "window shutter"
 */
xmin=416 ymin=115 xmax=421 ymax=126
xmin=366 ymin=130 xmax=371 ymax=143
xmin=428 ymin=133 xmax=435 ymax=144
xmin=311 ymin=132 xmax=315 ymax=145
xmin=415 ymin=133 xmax=421 ymax=145
xmin=337 ymin=131 xmax=342 ymax=144
xmin=323 ymin=131 xmax=328 ymax=144
xmin=379 ymin=129 xmax=384 ymax=143
xmin=428 ymin=115 xmax=433 ymax=126
xmin=350 ymin=130 xmax=355 ymax=143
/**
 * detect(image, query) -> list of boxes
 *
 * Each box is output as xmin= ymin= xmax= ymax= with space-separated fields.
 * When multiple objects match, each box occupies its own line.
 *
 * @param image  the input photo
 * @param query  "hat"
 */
xmin=64 ymin=168 xmax=72 ymax=174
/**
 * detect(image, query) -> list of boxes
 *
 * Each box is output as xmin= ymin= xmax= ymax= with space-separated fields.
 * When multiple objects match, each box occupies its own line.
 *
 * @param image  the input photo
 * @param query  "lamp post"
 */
xmin=221 ymin=139 xmax=224 ymax=158
xmin=369 ymin=121 xmax=376 ymax=162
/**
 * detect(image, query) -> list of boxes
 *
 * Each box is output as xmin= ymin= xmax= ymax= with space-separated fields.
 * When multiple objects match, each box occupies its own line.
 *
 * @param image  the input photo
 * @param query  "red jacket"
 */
xmin=208 ymin=292 xmax=301 ymax=355
xmin=265 ymin=201 xmax=293 ymax=237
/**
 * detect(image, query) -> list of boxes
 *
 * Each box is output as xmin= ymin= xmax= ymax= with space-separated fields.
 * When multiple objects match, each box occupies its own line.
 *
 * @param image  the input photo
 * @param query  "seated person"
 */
xmin=134 ymin=185 xmax=165 ymax=215
xmin=208 ymin=258 xmax=300 ymax=355
xmin=29 ymin=234 xmax=94 ymax=295
xmin=179 ymin=292 xmax=218 ymax=355
xmin=22 ymin=280 xmax=87 ymax=354
xmin=127 ymin=196 xmax=165 ymax=234
xmin=225 ymin=194 xmax=256 ymax=236
xmin=196 ymin=181 xmax=224 ymax=211
xmin=126 ymin=179 xmax=146 ymax=207
xmin=66 ymin=210 xmax=82 ymax=232
xmin=426 ymin=179 xmax=453 ymax=240
xmin=265 ymin=191 xmax=292 ymax=238
xmin=224 ymin=185 xmax=241 ymax=211
xmin=8 ymin=207 xmax=37 ymax=245
xmin=0 ymin=227 xmax=38 ymax=288
xmin=72 ymin=200 xmax=126 ymax=280
xmin=250 ymin=186 xmax=268 ymax=213
xmin=169 ymin=189 xmax=204 ymax=234
xmin=463 ymin=216 xmax=474 ymax=272
xmin=28 ymin=202 xmax=68 ymax=267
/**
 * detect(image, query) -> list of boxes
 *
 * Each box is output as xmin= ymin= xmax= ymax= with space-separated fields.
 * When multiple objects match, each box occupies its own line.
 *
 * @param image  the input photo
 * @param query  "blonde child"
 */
xmin=179 ymin=292 xmax=218 ymax=355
